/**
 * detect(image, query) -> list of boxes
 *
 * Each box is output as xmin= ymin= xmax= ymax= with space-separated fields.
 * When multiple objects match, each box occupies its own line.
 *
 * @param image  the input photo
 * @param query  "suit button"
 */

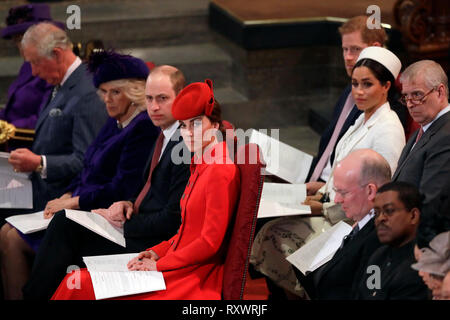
xmin=182 ymin=194 xmax=185 ymax=199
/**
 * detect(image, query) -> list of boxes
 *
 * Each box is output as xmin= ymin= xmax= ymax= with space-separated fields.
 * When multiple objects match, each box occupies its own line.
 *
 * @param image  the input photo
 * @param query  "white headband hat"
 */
xmin=356 ymin=46 xmax=402 ymax=79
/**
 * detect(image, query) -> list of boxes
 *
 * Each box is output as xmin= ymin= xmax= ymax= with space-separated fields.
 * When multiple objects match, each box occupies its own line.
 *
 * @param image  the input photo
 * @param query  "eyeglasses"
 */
xmin=332 ymin=183 xmax=368 ymax=198
xmin=373 ymin=206 xmax=407 ymax=218
xmin=399 ymin=87 xmax=436 ymax=106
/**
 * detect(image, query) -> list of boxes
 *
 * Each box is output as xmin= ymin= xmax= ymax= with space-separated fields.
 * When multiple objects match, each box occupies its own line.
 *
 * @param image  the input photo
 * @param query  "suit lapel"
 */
xmin=392 ymin=131 xmax=417 ymax=180
xmin=393 ymin=111 xmax=450 ymax=180
xmin=34 ymin=65 xmax=83 ymax=133
xmin=318 ymin=219 xmax=374 ymax=282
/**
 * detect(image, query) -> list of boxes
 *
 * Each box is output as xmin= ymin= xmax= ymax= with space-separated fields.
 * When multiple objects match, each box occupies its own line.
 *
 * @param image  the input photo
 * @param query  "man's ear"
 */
xmin=367 ymin=183 xmax=378 ymax=201
xmin=52 ymin=47 xmax=63 ymax=63
xmin=410 ymin=207 xmax=420 ymax=225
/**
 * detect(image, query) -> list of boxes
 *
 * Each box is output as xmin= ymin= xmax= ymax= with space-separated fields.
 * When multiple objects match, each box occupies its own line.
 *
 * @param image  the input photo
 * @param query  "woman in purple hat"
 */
xmin=0 ymin=4 xmax=65 ymax=138
xmin=0 ymin=50 xmax=160 ymax=300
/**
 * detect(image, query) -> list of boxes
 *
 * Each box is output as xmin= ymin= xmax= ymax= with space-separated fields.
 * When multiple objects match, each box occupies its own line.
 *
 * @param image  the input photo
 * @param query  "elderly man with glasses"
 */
xmin=392 ymin=60 xmax=450 ymax=250
xmin=294 ymin=148 xmax=389 ymax=300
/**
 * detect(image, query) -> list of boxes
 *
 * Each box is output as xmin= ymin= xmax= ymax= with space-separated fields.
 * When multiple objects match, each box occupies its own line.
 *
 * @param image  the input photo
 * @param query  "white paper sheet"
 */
xmin=286 ymin=221 xmax=352 ymax=275
xmin=83 ymin=253 xmax=140 ymax=272
xmin=83 ymin=253 xmax=166 ymax=300
xmin=0 ymin=154 xmax=33 ymax=209
xmin=257 ymin=183 xmax=311 ymax=218
xmin=65 ymin=209 xmax=126 ymax=247
xmin=249 ymin=129 xmax=313 ymax=183
xmin=5 ymin=211 xmax=49 ymax=234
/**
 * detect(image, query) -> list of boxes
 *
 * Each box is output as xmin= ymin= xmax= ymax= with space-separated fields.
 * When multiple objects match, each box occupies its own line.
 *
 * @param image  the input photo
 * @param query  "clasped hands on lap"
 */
xmin=127 ymin=250 xmax=160 ymax=271
xmin=303 ymin=181 xmax=326 ymax=216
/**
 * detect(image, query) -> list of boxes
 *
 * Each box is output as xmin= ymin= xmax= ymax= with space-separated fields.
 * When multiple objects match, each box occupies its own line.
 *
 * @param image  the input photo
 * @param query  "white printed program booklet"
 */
xmin=0 ymin=152 xmax=33 ymax=209
xmin=5 ymin=211 xmax=50 ymax=234
xmin=65 ymin=209 xmax=126 ymax=247
xmin=257 ymin=183 xmax=311 ymax=218
xmin=83 ymin=253 xmax=166 ymax=300
xmin=286 ymin=220 xmax=352 ymax=275
xmin=248 ymin=129 xmax=313 ymax=183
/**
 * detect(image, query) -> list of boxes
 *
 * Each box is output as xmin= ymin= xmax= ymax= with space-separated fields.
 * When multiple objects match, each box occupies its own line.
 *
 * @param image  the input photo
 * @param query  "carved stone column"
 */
xmin=394 ymin=0 xmax=450 ymax=72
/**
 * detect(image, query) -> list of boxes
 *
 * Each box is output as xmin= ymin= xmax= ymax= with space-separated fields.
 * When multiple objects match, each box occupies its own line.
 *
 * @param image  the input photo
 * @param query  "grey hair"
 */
xmin=359 ymin=151 xmax=391 ymax=188
xmin=21 ymin=22 xmax=72 ymax=58
xmin=98 ymin=78 xmax=147 ymax=111
xmin=400 ymin=60 xmax=449 ymax=99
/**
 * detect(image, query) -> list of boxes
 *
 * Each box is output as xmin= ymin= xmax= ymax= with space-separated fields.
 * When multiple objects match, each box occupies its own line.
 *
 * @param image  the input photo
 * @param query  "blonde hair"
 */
xmin=98 ymin=78 xmax=147 ymax=111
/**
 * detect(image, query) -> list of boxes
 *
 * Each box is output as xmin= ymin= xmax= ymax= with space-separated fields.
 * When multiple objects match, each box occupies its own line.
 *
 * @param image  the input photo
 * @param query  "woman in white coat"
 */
xmin=316 ymin=46 xmax=405 ymax=203
xmin=250 ymin=46 xmax=406 ymax=298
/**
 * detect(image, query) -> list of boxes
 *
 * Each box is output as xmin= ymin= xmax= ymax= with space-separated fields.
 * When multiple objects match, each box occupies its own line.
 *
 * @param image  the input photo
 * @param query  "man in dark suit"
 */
xmin=22 ymin=65 xmax=191 ymax=300
xmin=392 ymin=60 xmax=450 ymax=249
xmin=355 ymin=181 xmax=428 ymax=300
xmin=296 ymin=149 xmax=389 ymax=300
xmin=6 ymin=22 xmax=107 ymax=215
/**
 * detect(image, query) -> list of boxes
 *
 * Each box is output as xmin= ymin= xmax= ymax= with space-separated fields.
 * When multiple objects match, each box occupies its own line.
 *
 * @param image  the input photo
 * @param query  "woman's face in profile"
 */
xmin=180 ymin=115 xmax=219 ymax=154
xmin=351 ymin=66 xmax=390 ymax=114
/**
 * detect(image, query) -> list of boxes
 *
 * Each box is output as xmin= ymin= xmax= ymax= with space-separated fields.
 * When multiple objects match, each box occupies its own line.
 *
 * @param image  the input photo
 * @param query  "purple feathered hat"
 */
xmin=1 ymin=4 xmax=65 ymax=39
xmin=88 ymin=49 xmax=150 ymax=88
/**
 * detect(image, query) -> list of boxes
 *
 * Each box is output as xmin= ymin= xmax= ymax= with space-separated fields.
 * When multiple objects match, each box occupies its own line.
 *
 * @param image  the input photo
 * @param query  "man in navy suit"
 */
xmin=23 ymin=65 xmax=191 ymax=300
xmin=392 ymin=60 xmax=450 ymax=249
xmin=6 ymin=22 xmax=107 ymax=215
xmin=296 ymin=149 xmax=388 ymax=299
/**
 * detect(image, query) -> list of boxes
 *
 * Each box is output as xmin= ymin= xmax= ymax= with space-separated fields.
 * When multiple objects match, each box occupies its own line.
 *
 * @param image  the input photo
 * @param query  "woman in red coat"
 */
xmin=52 ymin=79 xmax=241 ymax=300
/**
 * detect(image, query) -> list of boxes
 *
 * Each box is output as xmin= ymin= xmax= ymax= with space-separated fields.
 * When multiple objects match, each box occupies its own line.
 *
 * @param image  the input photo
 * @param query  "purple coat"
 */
xmin=0 ymin=62 xmax=52 ymax=129
xmin=66 ymin=111 xmax=160 ymax=210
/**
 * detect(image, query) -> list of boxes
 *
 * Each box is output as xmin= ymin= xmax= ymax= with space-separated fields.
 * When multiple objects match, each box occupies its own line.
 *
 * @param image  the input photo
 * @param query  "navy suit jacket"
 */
xmin=30 ymin=63 xmax=108 ymax=210
xmin=297 ymin=218 xmax=382 ymax=300
xmin=393 ymin=110 xmax=450 ymax=247
xmin=307 ymin=85 xmax=362 ymax=180
xmin=65 ymin=111 xmax=160 ymax=210
xmin=124 ymin=129 xmax=191 ymax=250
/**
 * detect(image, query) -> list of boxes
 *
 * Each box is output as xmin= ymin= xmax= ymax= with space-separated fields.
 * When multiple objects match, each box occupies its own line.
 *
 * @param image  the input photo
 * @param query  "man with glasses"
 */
xmin=295 ymin=149 xmax=388 ymax=300
xmin=354 ymin=181 xmax=428 ymax=299
xmin=393 ymin=60 xmax=450 ymax=250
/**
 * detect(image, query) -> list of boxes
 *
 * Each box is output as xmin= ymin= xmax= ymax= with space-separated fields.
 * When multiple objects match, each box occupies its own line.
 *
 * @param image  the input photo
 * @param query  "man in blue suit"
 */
xmin=7 ymin=22 xmax=107 ymax=214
